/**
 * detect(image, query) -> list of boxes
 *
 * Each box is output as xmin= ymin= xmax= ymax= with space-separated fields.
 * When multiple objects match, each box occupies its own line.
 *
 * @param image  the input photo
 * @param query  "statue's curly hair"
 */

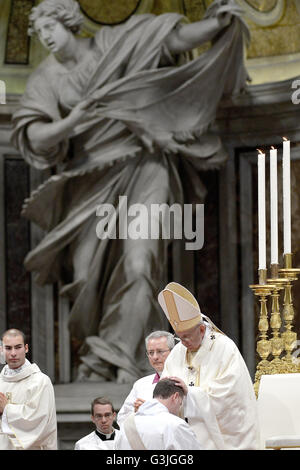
xmin=28 ymin=0 xmax=84 ymax=36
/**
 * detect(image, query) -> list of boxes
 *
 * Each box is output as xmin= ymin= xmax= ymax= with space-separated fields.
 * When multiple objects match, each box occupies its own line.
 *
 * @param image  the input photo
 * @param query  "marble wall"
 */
xmin=4 ymin=157 xmax=31 ymax=358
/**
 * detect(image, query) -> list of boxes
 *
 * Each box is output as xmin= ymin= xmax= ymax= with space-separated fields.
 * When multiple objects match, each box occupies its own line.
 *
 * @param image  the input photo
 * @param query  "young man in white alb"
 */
xmin=0 ymin=328 xmax=57 ymax=450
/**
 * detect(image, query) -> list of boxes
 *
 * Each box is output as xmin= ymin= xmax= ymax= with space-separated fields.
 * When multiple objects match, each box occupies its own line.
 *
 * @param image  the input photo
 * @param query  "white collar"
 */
xmin=96 ymin=428 xmax=115 ymax=439
xmin=3 ymin=358 xmax=31 ymax=376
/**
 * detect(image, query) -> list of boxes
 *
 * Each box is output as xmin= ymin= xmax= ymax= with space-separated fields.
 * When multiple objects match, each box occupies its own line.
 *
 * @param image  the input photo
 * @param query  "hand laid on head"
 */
xmin=168 ymin=376 xmax=188 ymax=396
xmin=0 ymin=392 xmax=8 ymax=414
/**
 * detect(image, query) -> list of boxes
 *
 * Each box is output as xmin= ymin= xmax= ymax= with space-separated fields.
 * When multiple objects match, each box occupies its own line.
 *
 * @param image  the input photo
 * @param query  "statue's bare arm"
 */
xmin=164 ymin=14 xmax=231 ymax=54
xmin=26 ymin=97 xmax=94 ymax=154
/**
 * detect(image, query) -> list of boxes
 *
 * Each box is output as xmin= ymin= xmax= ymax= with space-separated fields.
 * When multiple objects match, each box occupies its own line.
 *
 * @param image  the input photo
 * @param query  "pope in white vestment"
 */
xmin=115 ymin=398 xmax=202 ymax=450
xmin=158 ymin=282 xmax=261 ymax=450
xmin=0 ymin=359 xmax=57 ymax=450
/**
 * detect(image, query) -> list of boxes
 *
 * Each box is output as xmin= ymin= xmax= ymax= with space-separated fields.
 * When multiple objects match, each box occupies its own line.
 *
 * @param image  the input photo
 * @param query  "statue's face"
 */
xmin=34 ymin=16 xmax=71 ymax=53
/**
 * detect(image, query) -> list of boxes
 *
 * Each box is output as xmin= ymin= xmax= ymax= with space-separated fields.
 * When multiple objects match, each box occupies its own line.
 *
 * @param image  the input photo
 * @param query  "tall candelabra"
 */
xmin=252 ymin=256 xmax=300 ymax=396
xmin=252 ymin=140 xmax=299 ymax=396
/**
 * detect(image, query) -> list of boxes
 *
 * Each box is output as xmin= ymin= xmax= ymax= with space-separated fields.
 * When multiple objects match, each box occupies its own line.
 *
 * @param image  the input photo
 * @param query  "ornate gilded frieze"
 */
xmin=2 ymin=0 xmax=300 ymax=92
xmin=79 ymin=0 xmax=150 ymax=24
xmin=5 ymin=0 xmax=34 ymax=64
xmin=246 ymin=1 xmax=300 ymax=58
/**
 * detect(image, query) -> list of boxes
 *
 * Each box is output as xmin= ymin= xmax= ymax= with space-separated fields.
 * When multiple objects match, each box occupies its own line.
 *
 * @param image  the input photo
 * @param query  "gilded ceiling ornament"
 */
xmin=243 ymin=0 xmax=278 ymax=12
xmin=294 ymin=0 xmax=300 ymax=15
xmin=236 ymin=0 xmax=284 ymax=25
xmin=78 ymin=0 xmax=153 ymax=35
xmin=79 ymin=0 xmax=140 ymax=24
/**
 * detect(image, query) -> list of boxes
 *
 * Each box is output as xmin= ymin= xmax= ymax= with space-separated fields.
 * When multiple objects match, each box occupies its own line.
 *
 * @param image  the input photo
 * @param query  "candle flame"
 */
xmin=271 ymin=146 xmax=275 ymax=150
xmin=257 ymin=149 xmax=264 ymax=154
xmin=283 ymin=137 xmax=288 ymax=141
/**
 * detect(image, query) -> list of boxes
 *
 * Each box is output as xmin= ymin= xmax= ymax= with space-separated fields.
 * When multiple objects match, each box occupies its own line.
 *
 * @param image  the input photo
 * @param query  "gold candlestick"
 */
xmin=267 ymin=276 xmax=289 ymax=374
xmin=258 ymin=268 xmax=267 ymax=285
xmin=279 ymin=253 xmax=300 ymax=373
xmin=251 ymin=277 xmax=275 ymax=396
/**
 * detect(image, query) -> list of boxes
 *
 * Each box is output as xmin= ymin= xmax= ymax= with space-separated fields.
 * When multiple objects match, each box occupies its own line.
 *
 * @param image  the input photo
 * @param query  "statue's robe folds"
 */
xmin=0 ymin=363 xmax=57 ymax=450
xmin=12 ymin=3 xmax=249 ymax=381
xmin=162 ymin=329 xmax=260 ymax=450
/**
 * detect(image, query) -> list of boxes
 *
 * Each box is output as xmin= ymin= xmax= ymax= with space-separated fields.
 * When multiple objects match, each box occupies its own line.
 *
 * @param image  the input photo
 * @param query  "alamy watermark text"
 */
xmin=95 ymin=196 xmax=204 ymax=250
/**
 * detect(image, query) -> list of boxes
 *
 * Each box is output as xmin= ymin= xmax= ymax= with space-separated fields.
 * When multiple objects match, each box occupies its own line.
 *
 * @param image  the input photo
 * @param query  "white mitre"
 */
xmin=158 ymin=282 xmax=224 ymax=334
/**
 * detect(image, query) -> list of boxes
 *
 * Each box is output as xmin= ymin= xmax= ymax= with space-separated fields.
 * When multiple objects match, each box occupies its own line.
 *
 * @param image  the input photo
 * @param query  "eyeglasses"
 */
xmin=93 ymin=413 xmax=113 ymax=419
xmin=146 ymin=349 xmax=170 ymax=358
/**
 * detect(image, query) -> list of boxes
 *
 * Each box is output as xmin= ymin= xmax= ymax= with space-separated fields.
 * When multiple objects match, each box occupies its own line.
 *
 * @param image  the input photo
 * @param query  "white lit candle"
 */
xmin=282 ymin=138 xmax=291 ymax=254
xmin=258 ymin=150 xmax=266 ymax=270
xmin=270 ymin=147 xmax=278 ymax=265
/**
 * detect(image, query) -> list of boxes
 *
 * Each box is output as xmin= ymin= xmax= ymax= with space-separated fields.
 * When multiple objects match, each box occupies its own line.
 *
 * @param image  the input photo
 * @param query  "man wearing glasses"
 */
xmin=75 ymin=397 xmax=119 ymax=450
xmin=117 ymin=331 xmax=174 ymax=426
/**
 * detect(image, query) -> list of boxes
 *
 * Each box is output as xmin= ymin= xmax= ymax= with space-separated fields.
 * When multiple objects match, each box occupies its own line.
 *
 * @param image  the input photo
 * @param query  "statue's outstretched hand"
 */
xmin=217 ymin=12 xmax=232 ymax=29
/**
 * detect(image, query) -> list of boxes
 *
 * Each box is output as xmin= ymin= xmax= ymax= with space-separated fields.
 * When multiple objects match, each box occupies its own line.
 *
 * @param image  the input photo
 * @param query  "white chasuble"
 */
xmin=0 ymin=363 xmax=57 ymax=450
xmin=162 ymin=329 xmax=260 ymax=450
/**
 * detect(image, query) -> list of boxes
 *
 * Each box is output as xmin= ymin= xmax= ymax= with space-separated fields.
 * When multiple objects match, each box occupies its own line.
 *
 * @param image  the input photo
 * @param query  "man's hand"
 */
xmin=0 ymin=392 xmax=8 ymax=414
xmin=134 ymin=398 xmax=145 ymax=412
xmin=168 ymin=376 xmax=188 ymax=396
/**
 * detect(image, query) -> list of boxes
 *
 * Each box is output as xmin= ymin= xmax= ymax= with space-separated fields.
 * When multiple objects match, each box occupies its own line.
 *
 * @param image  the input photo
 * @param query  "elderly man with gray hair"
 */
xmin=117 ymin=331 xmax=175 ymax=425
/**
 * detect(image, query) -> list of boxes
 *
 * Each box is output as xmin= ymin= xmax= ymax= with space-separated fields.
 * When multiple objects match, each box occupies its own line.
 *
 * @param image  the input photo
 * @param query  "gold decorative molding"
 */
xmin=79 ymin=0 xmax=151 ymax=25
xmin=5 ymin=0 xmax=34 ymax=65
xmin=79 ymin=0 xmax=154 ymax=35
xmin=237 ymin=0 xmax=284 ymax=26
